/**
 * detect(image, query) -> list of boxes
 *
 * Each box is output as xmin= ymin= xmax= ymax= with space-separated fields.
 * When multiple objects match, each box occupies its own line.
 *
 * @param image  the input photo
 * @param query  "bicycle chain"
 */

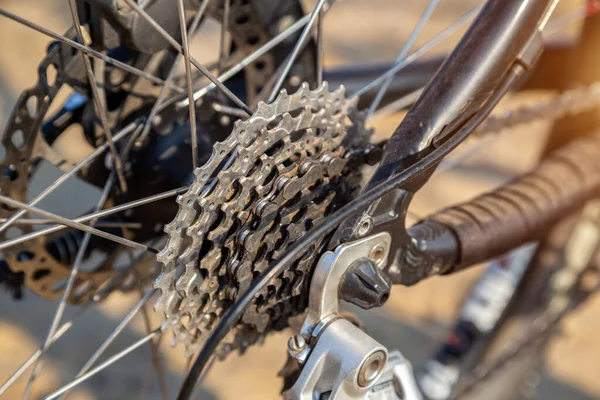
xmin=475 ymin=82 xmax=600 ymax=137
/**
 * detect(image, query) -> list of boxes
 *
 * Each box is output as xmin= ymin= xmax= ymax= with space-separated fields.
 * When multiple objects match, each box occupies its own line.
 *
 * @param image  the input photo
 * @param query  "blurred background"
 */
xmin=0 ymin=0 xmax=599 ymax=399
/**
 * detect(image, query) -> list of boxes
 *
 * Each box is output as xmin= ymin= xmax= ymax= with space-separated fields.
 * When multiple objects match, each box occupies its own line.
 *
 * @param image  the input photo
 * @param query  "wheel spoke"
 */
xmin=316 ymin=8 xmax=324 ymax=87
xmin=43 ymin=330 xmax=161 ymax=400
xmin=354 ymin=6 xmax=481 ymax=98
xmin=0 ymin=218 xmax=140 ymax=228
xmin=0 ymin=253 xmax=156 ymax=396
xmin=369 ymin=87 xmax=424 ymax=121
xmin=66 ymin=0 xmax=128 ymax=192
xmin=122 ymin=0 xmax=253 ymax=115
xmin=0 ymin=304 xmax=88 ymax=397
xmin=176 ymin=0 xmax=201 ymax=169
xmin=267 ymin=0 xmax=329 ymax=103
xmin=177 ymin=14 xmax=311 ymax=108
xmin=0 ymin=196 xmax=157 ymax=253
xmin=211 ymin=103 xmax=248 ymax=118
xmin=538 ymin=0 xmax=561 ymax=31
xmin=0 ymin=186 xmax=188 ymax=251
xmin=70 ymin=289 xmax=157 ymax=386
xmin=544 ymin=6 xmax=587 ymax=37
xmin=136 ymin=1 xmax=210 ymax=147
xmin=21 ymin=173 xmax=115 ymax=400
xmin=0 ymin=9 xmax=183 ymax=92
xmin=0 ymin=122 xmax=137 ymax=234
xmin=1 ymin=2 xmax=590 ymax=399
xmin=217 ymin=0 xmax=231 ymax=76
xmin=368 ymin=6 xmax=587 ymax=122
xmin=367 ymin=0 xmax=440 ymax=118
xmin=139 ymin=289 xmax=169 ymax=400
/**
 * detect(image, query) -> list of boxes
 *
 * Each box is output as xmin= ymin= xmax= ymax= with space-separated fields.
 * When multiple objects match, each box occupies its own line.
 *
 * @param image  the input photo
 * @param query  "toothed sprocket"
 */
xmin=156 ymin=83 xmax=370 ymax=355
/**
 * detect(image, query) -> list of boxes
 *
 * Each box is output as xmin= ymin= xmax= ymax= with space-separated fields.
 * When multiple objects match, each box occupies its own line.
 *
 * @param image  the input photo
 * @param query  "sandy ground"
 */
xmin=0 ymin=0 xmax=599 ymax=399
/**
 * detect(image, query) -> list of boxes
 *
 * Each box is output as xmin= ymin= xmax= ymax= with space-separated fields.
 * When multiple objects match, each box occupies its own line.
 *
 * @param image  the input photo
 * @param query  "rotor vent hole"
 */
xmin=17 ymin=251 xmax=35 ymax=262
xmin=12 ymin=130 xmax=25 ymax=150
xmin=255 ymin=61 xmax=266 ymax=71
xmin=235 ymin=14 xmax=250 ymax=25
xmin=3 ymin=164 xmax=19 ymax=181
xmin=46 ymin=64 xmax=58 ymax=87
xmin=33 ymin=268 xmax=51 ymax=281
xmin=246 ymin=35 xmax=260 ymax=46
xmin=26 ymin=96 xmax=38 ymax=118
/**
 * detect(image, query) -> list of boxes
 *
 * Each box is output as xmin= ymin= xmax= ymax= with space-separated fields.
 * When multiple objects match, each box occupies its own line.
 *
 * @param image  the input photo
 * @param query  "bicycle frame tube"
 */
xmin=372 ymin=0 xmax=553 ymax=185
xmin=333 ymin=0 xmax=555 ymax=280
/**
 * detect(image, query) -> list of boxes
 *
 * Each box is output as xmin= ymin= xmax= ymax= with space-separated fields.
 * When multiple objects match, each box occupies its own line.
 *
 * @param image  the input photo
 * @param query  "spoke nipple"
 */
xmin=289 ymin=75 xmax=302 ymax=87
xmin=220 ymin=115 xmax=231 ymax=126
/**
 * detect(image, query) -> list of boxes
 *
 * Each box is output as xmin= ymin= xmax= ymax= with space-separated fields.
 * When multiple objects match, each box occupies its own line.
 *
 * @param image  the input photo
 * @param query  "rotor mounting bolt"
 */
xmin=358 ymin=350 xmax=386 ymax=387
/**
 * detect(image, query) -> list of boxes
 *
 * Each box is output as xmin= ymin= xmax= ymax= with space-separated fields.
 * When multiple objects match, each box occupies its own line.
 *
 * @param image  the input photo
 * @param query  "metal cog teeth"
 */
xmin=156 ymin=82 xmax=369 ymax=355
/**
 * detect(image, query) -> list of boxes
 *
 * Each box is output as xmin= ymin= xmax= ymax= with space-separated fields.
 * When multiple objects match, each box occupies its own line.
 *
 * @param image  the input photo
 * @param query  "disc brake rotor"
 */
xmin=157 ymin=82 xmax=371 ymax=356
xmin=0 ymin=0 xmax=311 ymax=303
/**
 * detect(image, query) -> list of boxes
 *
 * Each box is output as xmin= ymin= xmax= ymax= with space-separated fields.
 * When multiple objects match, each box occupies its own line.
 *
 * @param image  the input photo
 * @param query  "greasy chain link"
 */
xmin=474 ymin=82 xmax=600 ymax=137
xmin=156 ymin=82 xmax=369 ymax=355
xmin=0 ymin=0 xmax=276 ymax=303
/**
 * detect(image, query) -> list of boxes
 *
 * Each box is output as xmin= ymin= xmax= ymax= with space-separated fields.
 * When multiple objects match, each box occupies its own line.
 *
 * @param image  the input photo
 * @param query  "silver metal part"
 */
xmin=388 ymin=351 xmax=423 ymax=400
xmin=300 ymin=232 xmax=391 ymax=337
xmin=282 ymin=232 xmax=420 ymax=399
xmin=358 ymin=351 xmax=387 ymax=387
xmin=288 ymin=335 xmax=310 ymax=364
xmin=284 ymin=318 xmax=388 ymax=400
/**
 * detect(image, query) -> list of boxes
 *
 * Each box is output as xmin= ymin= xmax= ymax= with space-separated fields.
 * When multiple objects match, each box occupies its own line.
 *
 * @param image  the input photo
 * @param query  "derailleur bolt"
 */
xmin=288 ymin=335 xmax=310 ymax=364
xmin=288 ymin=335 xmax=306 ymax=354
xmin=357 ymin=350 xmax=386 ymax=387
